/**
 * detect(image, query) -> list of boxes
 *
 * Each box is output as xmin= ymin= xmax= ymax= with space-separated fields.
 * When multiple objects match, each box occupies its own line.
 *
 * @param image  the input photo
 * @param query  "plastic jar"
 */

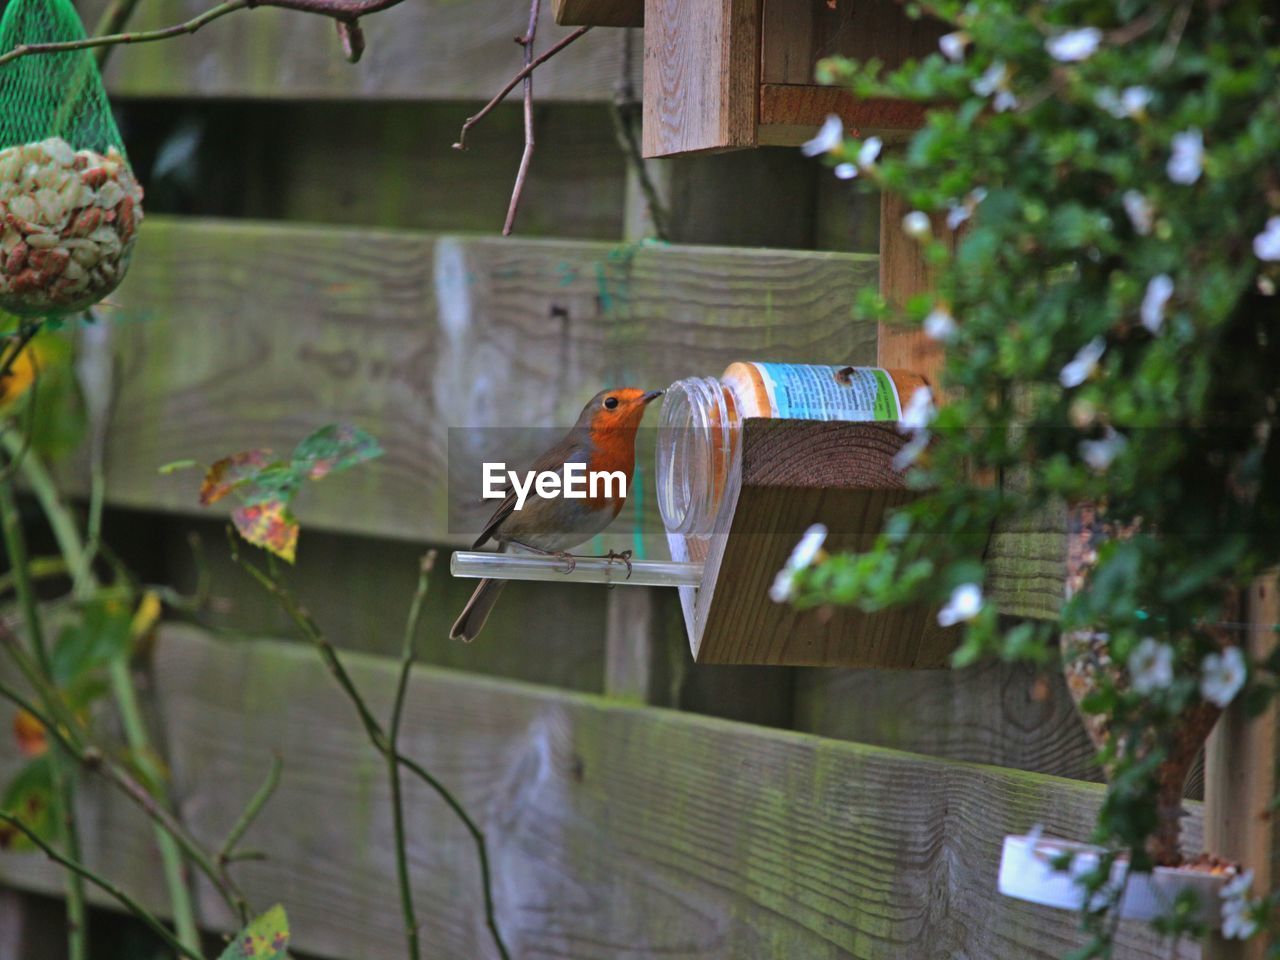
xmin=656 ymin=362 xmax=927 ymax=537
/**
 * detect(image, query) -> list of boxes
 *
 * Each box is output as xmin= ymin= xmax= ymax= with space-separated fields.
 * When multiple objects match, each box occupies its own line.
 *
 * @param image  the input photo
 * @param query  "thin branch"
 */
xmin=228 ymin=528 xmax=387 ymax=751
xmin=218 ymin=753 xmax=283 ymax=865
xmin=229 ymin=535 xmax=511 ymax=960
xmin=0 ymin=0 xmax=411 ymax=69
xmin=503 ymin=0 xmax=542 ymax=236
xmin=397 ymin=753 xmax=507 ymax=960
xmin=452 ymin=26 xmax=591 ymax=152
xmin=388 ymin=550 xmax=436 ymax=960
xmin=0 ymin=0 xmax=249 ymax=69
xmin=0 ymin=815 xmax=204 ymax=960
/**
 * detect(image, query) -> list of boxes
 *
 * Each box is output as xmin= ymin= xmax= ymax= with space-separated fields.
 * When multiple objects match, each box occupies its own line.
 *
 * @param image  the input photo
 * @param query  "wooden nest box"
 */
xmin=554 ymin=0 xmax=945 ymax=157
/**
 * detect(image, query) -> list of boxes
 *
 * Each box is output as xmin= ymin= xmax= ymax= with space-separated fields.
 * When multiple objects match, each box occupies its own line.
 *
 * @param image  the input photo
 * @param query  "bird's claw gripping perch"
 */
xmin=554 ymin=551 xmax=577 ymax=574
xmin=604 ymin=549 xmax=634 ymax=580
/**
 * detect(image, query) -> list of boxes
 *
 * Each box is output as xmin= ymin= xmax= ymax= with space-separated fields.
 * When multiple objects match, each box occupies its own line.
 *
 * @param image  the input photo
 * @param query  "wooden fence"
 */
xmin=0 ymin=2 xmax=1214 ymax=958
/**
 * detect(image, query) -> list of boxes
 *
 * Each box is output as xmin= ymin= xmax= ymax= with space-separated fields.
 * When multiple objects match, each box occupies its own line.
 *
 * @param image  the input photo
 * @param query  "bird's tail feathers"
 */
xmin=450 ymin=578 xmax=506 ymax=643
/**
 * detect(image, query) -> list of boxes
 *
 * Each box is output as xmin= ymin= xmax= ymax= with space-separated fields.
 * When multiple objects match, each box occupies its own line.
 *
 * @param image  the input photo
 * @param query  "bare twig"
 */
xmin=389 ymin=550 xmax=436 ymax=960
xmin=228 ymin=533 xmax=511 ymax=960
xmin=450 ymin=25 xmax=588 ymax=152
xmin=0 ymin=814 xmax=204 ymax=960
xmin=452 ymin=26 xmax=591 ymax=153
xmin=0 ymin=0 xmax=411 ymax=69
xmin=502 ymin=0 xmax=543 ymax=236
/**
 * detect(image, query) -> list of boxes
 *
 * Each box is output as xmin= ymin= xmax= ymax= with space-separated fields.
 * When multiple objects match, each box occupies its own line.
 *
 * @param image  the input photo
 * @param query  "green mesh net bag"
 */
xmin=0 ymin=0 xmax=143 ymax=316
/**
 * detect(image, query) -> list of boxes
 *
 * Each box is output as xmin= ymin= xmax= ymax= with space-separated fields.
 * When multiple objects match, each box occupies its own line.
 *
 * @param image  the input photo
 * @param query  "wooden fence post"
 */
xmin=877 ymin=189 xmax=950 ymax=383
xmin=1204 ymin=573 xmax=1279 ymax=959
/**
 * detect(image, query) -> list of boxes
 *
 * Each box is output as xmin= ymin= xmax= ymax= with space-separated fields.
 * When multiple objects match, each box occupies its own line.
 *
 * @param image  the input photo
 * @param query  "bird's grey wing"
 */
xmin=472 ymin=429 xmax=593 ymax=549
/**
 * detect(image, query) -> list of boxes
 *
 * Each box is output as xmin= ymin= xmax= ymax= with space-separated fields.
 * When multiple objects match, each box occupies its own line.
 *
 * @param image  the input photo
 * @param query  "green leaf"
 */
xmin=291 ymin=424 xmax=383 ymax=481
xmin=50 ymin=593 xmax=136 ymax=686
xmin=218 ymin=905 xmax=291 ymax=960
xmin=0 ymin=757 xmax=55 ymax=852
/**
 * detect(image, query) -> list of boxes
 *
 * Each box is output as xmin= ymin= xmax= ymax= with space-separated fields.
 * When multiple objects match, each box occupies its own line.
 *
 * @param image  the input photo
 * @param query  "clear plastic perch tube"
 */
xmin=450 ymin=551 xmax=704 ymax=588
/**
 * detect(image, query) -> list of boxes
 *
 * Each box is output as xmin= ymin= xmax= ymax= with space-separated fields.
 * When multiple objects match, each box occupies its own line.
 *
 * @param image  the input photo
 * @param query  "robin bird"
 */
xmin=450 ymin=387 xmax=663 ymax=642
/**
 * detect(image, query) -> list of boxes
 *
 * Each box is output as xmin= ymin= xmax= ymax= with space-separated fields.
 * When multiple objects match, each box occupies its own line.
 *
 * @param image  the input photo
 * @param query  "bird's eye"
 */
xmin=603 ymin=396 xmax=619 ymax=410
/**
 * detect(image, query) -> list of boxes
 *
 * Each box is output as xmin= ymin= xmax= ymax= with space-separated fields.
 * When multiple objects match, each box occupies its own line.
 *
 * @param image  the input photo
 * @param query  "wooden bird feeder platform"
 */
xmin=668 ymin=418 xmax=957 ymax=666
xmin=555 ymin=0 xmax=945 ymax=157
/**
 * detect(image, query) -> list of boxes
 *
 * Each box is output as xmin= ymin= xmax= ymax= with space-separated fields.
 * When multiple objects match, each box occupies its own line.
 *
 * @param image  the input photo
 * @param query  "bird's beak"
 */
xmin=642 ymin=390 xmax=664 ymax=404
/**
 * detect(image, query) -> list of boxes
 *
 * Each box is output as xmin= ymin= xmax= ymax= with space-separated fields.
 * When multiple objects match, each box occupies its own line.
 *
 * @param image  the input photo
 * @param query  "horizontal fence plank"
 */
xmin=796 ymin=662 xmax=1103 ymax=779
xmin=0 ymin=629 xmax=1200 ymax=959
xmin=78 ymin=0 xmax=637 ymax=101
xmin=71 ymin=216 xmax=881 ymax=550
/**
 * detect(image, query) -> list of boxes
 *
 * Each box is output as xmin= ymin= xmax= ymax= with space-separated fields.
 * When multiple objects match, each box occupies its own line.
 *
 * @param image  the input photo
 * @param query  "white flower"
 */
xmin=858 ymin=136 xmax=883 ymax=166
xmin=938 ymin=583 xmax=983 ymax=627
xmin=834 ymin=162 xmax=858 ymax=180
xmin=1200 ymin=646 xmax=1247 ymax=707
xmin=1079 ymin=427 xmax=1126 ymax=472
xmin=892 ymin=430 xmax=930 ymax=471
xmin=1122 ymin=190 xmax=1154 ymax=235
xmin=1253 ymin=216 xmax=1280 ymax=261
xmin=1222 ymin=869 xmax=1254 ymax=900
xmin=1059 ymin=336 xmax=1106 ymax=387
xmin=1221 ymin=869 xmax=1258 ymax=940
xmin=939 ymin=31 xmax=968 ymax=62
xmin=1095 ymin=85 xmax=1152 ymax=118
xmin=769 ymin=523 xmax=828 ymax=603
xmin=902 ymin=210 xmax=932 ymax=239
xmin=993 ymin=90 xmax=1019 ymax=113
xmin=972 ymin=61 xmax=1008 ymax=97
xmin=1167 ymin=128 xmax=1204 ymax=185
xmin=1128 ymin=637 xmax=1174 ymax=695
xmin=899 ymin=386 xmax=936 ymax=433
xmin=1222 ymin=899 xmax=1259 ymax=940
xmin=1121 ymin=86 xmax=1153 ymax=115
xmin=924 ymin=307 xmax=957 ymax=341
xmin=946 ymin=203 xmax=970 ymax=230
xmin=801 ymin=114 xmax=844 ymax=157
xmin=1141 ymin=274 xmax=1174 ymax=333
xmin=1046 ymin=27 xmax=1102 ymax=62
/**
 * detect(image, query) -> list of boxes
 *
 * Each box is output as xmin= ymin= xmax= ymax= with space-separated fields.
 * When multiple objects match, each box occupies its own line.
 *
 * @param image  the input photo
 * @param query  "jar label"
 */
xmin=754 ymin=363 xmax=902 ymax=421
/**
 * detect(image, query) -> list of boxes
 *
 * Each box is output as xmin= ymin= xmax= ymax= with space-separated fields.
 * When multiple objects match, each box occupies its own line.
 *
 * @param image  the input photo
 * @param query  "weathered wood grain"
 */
xmin=987 ymin=502 xmax=1069 ymax=622
xmin=685 ymin=420 xmax=954 ymax=666
xmin=642 ymin=0 xmax=759 ymax=156
xmin=0 ymin=629 xmax=1203 ymax=959
xmin=796 ymin=661 xmax=1103 ymax=782
xmin=68 ymin=218 xmax=881 ymax=550
xmin=553 ymin=0 xmax=643 ymax=27
xmin=78 ymin=0 xmax=638 ymax=102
